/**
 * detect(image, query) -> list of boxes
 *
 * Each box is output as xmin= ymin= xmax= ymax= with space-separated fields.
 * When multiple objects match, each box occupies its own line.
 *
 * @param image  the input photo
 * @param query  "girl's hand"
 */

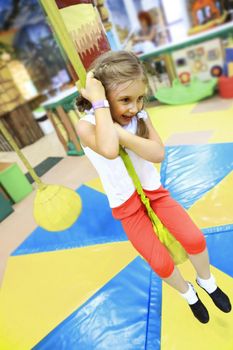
xmin=80 ymin=71 xmax=106 ymax=103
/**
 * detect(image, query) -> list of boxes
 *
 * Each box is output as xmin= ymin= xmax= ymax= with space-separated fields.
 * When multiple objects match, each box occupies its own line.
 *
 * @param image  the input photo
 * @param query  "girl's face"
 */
xmin=140 ymin=19 xmax=150 ymax=32
xmin=107 ymin=79 xmax=146 ymax=126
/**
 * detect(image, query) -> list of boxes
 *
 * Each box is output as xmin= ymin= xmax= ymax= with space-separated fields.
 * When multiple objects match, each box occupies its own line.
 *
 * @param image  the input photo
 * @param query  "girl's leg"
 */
xmin=112 ymin=191 xmax=176 ymax=278
xmin=146 ymin=188 xmax=212 ymax=282
xmin=120 ymin=206 xmax=175 ymax=279
xmin=146 ymin=188 xmax=207 ymax=263
xmin=117 ymin=206 xmax=209 ymax=323
xmin=163 ymin=265 xmax=188 ymax=293
xmin=163 ymin=264 xmax=209 ymax=323
xmin=189 ymin=248 xmax=231 ymax=312
xmin=188 ymin=247 xmax=211 ymax=279
xmin=147 ymin=187 xmax=231 ymax=313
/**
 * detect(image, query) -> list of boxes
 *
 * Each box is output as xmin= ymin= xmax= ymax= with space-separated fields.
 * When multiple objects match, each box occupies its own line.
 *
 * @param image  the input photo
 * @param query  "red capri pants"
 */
xmin=112 ymin=185 xmax=206 ymax=279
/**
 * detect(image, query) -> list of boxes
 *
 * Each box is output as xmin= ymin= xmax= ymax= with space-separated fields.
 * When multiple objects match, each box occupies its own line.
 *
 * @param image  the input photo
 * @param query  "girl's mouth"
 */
xmin=122 ymin=115 xmax=133 ymax=121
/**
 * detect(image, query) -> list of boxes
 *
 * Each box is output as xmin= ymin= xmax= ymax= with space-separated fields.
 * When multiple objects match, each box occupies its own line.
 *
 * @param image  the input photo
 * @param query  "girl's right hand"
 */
xmin=80 ymin=71 xmax=106 ymax=103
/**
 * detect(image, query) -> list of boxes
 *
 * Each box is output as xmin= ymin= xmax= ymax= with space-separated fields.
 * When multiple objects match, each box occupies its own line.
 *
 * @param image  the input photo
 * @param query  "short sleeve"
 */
xmin=81 ymin=111 xmax=96 ymax=125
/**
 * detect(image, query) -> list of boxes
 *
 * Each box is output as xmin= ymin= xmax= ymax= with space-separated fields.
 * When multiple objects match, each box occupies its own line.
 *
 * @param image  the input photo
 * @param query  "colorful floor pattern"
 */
xmin=0 ymin=99 xmax=233 ymax=349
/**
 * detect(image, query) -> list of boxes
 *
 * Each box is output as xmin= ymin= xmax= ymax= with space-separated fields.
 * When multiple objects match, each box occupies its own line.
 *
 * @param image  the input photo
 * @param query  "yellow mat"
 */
xmin=161 ymin=262 xmax=233 ymax=350
xmin=188 ymin=171 xmax=233 ymax=229
xmin=0 ymin=242 xmax=137 ymax=350
xmin=85 ymin=177 xmax=105 ymax=193
xmin=148 ymin=103 xmax=233 ymax=144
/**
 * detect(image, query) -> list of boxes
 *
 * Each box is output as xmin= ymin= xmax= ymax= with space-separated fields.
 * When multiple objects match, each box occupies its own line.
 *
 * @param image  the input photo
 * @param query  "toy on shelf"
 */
xmin=188 ymin=0 xmax=227 ymax=35
xmin=171 ymin=38 xmax=224 ymax=83
xmin=155 ymin=77 xmax=217 ymax=105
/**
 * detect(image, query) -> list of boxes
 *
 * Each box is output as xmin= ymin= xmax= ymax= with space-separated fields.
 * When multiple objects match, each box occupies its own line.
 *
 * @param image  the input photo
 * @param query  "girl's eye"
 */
xmin=121 ymin=98 xmax=129 ymax=103
xmin=138 ymin=96 xmax=144 ymax=102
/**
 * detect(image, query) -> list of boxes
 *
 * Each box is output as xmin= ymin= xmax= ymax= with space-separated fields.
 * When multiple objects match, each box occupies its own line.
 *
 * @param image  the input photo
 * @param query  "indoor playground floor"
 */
xmin=0 ymin=95 xmax=233 ymax=350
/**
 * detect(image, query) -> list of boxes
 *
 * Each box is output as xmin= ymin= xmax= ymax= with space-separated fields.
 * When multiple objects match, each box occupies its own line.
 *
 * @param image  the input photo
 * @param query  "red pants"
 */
xmin=112 ymin=186 xmax=206 ymax=278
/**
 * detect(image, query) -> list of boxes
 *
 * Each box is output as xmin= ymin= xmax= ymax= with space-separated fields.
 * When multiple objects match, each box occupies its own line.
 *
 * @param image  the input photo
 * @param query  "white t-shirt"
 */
xmin=81 ymin=110 xmax=161 ymax=208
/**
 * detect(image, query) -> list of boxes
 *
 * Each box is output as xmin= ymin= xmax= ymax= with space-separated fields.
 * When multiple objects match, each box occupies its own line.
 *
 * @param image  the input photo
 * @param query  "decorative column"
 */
xmin=40 ymin=0 xmax=110 ymax=85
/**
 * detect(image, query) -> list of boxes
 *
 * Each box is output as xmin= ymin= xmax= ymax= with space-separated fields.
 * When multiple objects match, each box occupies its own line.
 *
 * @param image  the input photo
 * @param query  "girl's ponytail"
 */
xmin=136 ymin=118 xmax=149 ymax=139
xmin=76 ymin=94 xmax=92 ymax=113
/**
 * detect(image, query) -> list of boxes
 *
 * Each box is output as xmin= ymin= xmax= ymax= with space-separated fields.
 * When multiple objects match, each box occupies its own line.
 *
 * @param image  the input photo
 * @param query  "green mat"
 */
xmin=0 ymin=193 xmax=14 ymax=222
xmin=155 ymin=77 xmax=217 ymax=105
xmin=25 ymin=157 xmax=63 ymax=184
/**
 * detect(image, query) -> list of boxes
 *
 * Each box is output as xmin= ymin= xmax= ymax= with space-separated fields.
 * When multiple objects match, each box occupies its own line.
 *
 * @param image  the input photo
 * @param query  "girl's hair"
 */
xmin=138 ymin=11 xmax=153 ymax=26
xmin=76 ymin=50 xmax=149 ymax=139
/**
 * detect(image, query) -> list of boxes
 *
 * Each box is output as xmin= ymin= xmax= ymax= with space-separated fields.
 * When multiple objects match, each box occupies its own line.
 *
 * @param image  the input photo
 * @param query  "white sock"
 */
xmin=180 ymin=282 xmax=198 ymax=305
xmin=197 ymin=274 xmax=217 ymax=294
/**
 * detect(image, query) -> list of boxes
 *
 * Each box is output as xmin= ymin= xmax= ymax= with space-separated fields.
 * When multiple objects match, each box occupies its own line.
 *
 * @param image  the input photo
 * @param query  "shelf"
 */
xmin=139 ymin=21 xmax=233 ymax=60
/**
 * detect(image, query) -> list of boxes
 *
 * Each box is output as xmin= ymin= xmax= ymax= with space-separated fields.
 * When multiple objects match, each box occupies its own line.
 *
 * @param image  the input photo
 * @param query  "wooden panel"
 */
xmin=0 ymin=103 xmax=44 ymax=149
xmin=0 ymin=132 xmax=13 ymax=151
xmin=57 ymin=105 xmax=82 ymax=152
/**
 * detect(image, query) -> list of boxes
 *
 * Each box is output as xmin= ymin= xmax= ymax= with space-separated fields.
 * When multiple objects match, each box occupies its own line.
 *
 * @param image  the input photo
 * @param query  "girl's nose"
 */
xmin=129 ymin=103 xmax=137 ymax=114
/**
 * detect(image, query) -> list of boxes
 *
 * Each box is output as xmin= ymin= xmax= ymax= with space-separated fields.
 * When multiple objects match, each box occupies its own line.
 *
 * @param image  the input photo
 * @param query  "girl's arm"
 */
xmin=77 ymin=106 xmax=119 ymax=159
xmin=76 ymin=72 xmax=119 ymax=159
xmin=114 ymin=115 xmax=165 ymax=163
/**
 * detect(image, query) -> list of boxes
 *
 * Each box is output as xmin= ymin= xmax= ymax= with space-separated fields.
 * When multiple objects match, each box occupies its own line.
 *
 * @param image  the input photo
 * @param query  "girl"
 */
xmin=133 ymin=11 xmax=157 ymax=46
xmin=76 ymin=50 xmax=231 ymax=323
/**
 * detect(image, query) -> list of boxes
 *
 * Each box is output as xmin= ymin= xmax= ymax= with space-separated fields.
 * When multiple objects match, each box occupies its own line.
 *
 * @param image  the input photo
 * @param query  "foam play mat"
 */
xmin=0 ymin=101 xmax=233 ymax=349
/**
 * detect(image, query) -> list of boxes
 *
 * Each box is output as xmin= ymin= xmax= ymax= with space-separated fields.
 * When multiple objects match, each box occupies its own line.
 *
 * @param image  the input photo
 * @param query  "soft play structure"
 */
xmin=0 ymin=1 xmax=233 ymax=349
xmin=1 ymin=101 xmax=233 ymax=349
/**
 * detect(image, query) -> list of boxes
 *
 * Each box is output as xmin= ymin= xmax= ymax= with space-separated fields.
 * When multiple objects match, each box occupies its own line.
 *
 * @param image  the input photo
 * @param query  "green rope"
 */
xmin=119 ymin=146 xmax=188 ymax=265
xmin=39 ymin=0 xmax=86 ymax=87
xmin=38 ymin=0 xmax=187 ymax=264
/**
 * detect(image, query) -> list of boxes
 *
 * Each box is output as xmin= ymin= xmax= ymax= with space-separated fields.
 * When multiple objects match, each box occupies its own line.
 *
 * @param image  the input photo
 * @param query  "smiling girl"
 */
xmin=76 ymin=50 xmax=231 ymax=324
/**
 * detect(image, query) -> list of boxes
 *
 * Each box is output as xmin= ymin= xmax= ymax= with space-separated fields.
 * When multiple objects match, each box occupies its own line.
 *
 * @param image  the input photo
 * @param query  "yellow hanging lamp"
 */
xmin=0 ymin=121 xmax=82 ymax=232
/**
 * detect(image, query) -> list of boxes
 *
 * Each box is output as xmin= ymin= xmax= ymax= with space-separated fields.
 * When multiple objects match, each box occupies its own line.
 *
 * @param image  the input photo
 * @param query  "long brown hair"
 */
xmin=76 ymin=50 xmax=149 ymax=139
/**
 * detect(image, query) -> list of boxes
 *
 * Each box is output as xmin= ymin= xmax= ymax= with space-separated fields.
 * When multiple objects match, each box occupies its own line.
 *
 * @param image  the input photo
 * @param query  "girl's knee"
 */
xmin=150 ymin=254 xmax=175 ymax=278
xmin=185 ymin=232 xmax=206 ymax=255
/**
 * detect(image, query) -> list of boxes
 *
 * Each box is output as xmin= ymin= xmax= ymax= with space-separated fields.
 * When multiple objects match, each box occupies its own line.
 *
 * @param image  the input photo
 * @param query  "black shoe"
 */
xmin=196 ymin=280 xmax=232 ymax=313
xmin=189 ymin=294 xmax=210 ymax=323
